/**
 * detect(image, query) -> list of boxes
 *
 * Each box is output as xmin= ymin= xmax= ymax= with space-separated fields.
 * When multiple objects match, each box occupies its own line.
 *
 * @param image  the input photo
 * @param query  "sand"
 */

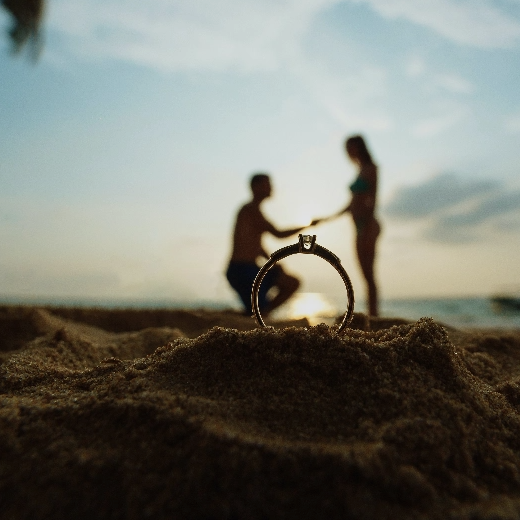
xmin=1 ymin=305 xmax=520 ymax=519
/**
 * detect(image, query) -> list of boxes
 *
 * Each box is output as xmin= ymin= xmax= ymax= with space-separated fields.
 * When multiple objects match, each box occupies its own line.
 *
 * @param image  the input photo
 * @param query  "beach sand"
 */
xmin=2 ymin=304 xmax=520 ymax=519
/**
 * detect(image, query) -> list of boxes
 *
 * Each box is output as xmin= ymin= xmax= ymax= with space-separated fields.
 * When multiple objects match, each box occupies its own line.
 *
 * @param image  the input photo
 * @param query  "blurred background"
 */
xmin=1 ymin=0 xmax=520 ymax=327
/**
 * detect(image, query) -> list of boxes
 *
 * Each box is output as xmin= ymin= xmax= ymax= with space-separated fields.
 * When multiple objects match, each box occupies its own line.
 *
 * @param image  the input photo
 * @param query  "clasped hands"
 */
xmin=309 ymin=214 xmax=340 ymax=227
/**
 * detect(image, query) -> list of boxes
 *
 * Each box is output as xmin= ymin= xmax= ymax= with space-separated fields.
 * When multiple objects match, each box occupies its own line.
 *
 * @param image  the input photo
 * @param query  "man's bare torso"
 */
xmin=230 ymin=201 xmax=272 ymax=264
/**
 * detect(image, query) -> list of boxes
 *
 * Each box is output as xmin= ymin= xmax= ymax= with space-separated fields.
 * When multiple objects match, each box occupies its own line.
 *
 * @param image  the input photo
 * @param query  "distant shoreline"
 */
xmin=1 ymin=294 xmax=518 ymax=330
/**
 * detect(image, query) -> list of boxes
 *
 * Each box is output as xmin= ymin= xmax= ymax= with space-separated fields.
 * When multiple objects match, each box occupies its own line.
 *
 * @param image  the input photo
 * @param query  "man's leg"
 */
xmin=263 ymin=267 xmax=300 ymax=315
xmin=226 ymin=263 xmax=258 ymax=314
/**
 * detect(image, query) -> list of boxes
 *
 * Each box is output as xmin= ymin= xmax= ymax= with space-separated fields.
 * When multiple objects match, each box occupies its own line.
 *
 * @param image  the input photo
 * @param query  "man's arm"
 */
xmin=264 ymin=219 xmax=311 ymax=239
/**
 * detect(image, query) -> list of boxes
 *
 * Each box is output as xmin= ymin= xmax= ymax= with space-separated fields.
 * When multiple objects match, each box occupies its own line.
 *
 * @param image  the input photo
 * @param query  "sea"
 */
xmin=1 ymin=294 xmax=520 ymax=330
xmin=379 ymin=296 xmax=520 ymax=330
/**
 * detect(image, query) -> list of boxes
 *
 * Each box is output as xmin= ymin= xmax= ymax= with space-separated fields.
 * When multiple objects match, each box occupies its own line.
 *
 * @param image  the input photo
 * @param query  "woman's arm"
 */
xmin=311 ymin=203 xmax=351 ymax=226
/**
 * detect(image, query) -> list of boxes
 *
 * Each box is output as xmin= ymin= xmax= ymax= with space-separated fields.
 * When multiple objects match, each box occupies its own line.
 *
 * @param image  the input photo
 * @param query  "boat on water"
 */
xmin=491 ymin=294 xmax=520 ymax=311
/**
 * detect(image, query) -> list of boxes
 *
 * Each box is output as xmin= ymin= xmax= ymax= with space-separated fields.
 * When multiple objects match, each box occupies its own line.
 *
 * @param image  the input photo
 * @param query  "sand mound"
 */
xmin=1 ymin=306 xmax=520 ymax=519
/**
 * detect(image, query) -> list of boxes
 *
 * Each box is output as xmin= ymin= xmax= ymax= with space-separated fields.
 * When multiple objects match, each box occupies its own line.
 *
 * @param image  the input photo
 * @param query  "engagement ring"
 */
xmin=251 ymin=234 xmax=355 ymax=333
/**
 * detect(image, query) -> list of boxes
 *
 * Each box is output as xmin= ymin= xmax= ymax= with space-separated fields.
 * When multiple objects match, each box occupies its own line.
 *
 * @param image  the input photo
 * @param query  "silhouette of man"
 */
xmin=226 ymin=173 xmax=312 ymax=315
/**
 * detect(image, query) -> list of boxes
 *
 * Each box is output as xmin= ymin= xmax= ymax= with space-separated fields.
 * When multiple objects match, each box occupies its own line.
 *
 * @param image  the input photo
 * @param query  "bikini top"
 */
xmin=349 ymin=176 xmax=370 ymax=194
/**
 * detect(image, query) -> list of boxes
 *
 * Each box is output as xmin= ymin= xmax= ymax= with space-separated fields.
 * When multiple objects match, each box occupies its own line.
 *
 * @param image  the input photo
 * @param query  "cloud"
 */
xmin=411 ymin=106 xmax=470 ymax=137
xmin=433 ymin=74 xmax=474 ymax=95
xmin=42 ymin=0 xmax=515 ymax=134
xmin=385 ymin=173 xmax=497 ymax=218
xmin=439 ymin=190 xmax=520 ymax=227
xmin=47 ymin=0 xmax=520 ymax=74
xmin=505 ymin=112 xmax=520 ymax=133
xmin=47 ymin=0 xmax=341 ymax=72
xmin=404 ymin=53 xmax=474 ymax=94
xmin=47 ymin=0 xmax=396 ymax=128
xmin=295 ymin=59 xmax=393 ymax=130
xmin=361 ymin=0 xmax=520 ymax=49
xmin=385 ymin=173 xmax=520 ymax=243
xmin=405 ymin=55 xmax=427 ymax=78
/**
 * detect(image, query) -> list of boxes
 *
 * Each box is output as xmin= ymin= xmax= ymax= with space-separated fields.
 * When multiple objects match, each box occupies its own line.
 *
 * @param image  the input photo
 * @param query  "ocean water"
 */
xmin=380 ymin=297 xmax=520 ymax=330
xmin=274 ymin=293 xmax=520 ymax=330
xmin=1 ymin=294 xmax=519 ymax=330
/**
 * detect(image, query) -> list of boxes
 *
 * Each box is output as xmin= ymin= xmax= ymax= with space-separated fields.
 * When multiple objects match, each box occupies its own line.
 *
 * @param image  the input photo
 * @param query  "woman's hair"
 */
xmin=345 ymin=135 xmax=374 ymax=165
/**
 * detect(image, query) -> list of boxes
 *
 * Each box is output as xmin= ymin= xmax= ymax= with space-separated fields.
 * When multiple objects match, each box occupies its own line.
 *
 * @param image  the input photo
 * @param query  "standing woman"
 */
xmin=314 ymin=135 xmax=381 ymax=316
xmin=344 ymin=135 xmax=380 ymax=316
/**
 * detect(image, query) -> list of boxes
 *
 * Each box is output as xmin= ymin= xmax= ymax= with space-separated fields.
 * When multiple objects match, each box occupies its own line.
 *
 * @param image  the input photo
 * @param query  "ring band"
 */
xmin=251 ymin=234 xmax=355 ymax=333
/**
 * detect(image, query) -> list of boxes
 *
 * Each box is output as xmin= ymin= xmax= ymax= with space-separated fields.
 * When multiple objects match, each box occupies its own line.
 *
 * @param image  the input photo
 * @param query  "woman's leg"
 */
xmin=356 ymin=220 xmax=380 ymax=316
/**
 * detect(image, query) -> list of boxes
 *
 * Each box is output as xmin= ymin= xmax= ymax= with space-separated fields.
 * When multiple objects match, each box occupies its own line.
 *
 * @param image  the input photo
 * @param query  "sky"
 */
xmin=1 ymin=0 xmax=520 ymax=310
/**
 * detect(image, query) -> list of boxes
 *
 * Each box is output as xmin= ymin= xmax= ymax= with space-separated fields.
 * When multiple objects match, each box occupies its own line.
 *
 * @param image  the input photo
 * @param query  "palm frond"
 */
xmin=2 ymin=0 xmax=45 ymax=60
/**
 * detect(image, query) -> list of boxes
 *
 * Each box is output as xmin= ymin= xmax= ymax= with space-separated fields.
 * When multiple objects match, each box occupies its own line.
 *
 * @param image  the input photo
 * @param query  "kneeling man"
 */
xmin=226 ymin=173 xmax=313 ymax=315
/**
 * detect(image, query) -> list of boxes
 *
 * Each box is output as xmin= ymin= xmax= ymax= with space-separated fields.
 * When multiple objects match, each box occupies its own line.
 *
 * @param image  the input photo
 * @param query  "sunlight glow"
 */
xmin=277 ymin=292 xmax=337 ymax=325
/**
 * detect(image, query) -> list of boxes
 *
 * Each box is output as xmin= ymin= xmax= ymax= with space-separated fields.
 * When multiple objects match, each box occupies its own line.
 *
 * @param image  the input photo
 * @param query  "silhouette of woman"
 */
xmin=314 ymin=135 xmax=380 ymax=316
